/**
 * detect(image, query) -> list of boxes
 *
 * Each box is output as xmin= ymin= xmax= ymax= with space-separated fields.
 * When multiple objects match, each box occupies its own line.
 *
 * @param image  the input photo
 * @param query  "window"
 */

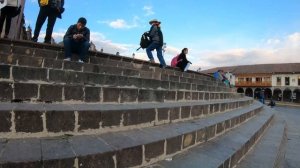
xmin=246 ymin=78 xmax=252 ymax=82
xmin=285 ymin=77 xmax=290 ymax=86
xmin=256 ymin=77 xmax=262 ymax=82
xmin=277 ymin=77 xmax=281 ymax=86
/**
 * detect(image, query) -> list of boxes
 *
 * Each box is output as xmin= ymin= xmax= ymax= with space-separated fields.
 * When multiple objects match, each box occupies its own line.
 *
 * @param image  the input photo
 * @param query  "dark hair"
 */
xmin=78 ymin=17 xmax=87 ymax=26
xmin=181 ymin=48 xmax=188 ymax=53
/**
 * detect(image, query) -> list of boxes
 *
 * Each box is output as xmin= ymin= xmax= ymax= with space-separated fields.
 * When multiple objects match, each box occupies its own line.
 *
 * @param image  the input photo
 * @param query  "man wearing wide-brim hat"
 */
xmin=146 ymin=19 xmax=166 ymax=68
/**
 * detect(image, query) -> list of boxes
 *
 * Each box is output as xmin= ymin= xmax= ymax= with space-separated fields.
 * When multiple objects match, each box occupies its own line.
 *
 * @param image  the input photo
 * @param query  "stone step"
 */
xmin=149 ymin=106 xmax=275 ymax=168
xmin=0 ymin=63 xmax=228 ymax=93
xmin=0 ymin=80 xmax=240 ymax=103
xmin=0 ymin=54 xmax=226 ymax=89
xmin=0 ymin=97 xmax=253 ymax=138
xmin=0 ymin=39 xmax=220 ymax=84
xmin=236 ymin=116 xmax=287 ymax=168
xmin=0 ymin=101 xmax=263 ymax=168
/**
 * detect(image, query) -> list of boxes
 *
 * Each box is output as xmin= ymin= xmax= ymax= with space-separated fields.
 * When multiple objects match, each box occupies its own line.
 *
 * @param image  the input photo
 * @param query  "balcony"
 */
xmin=235 ymin=81 xmax=272 ymax=87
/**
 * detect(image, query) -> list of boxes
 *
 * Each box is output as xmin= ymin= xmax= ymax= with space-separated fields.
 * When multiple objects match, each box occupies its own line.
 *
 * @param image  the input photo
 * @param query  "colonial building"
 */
xmin=202 ymin=63 xmax=300 ymax=103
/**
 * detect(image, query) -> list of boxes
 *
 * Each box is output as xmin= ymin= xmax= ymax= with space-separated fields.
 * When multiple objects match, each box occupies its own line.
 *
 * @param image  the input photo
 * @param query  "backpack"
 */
xmin=40 ymin=0 xmax=48 ymax=6
xmin=137 ymin=32 xmax=151 ymax=51
xmin=171 ymin=55 xmax=180 ymax=67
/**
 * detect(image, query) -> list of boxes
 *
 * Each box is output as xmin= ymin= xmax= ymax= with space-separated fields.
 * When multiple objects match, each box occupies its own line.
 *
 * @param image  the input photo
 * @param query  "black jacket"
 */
xmin=38 ymin=0 xmax=65 ymax=18
xmin=64 ymin=24 xmax=90 ymax=42
xmin=176 ymin=53 xmax=189 ymax=71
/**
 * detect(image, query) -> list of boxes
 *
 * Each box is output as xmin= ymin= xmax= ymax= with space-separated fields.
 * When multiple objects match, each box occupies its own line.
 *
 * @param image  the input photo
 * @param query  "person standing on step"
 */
xmin=146 ymin=19 xmax=166 ymax=68
xmin=63 ymin=17 xmax=90 ymax=63
xmin=0 ymin=0 xmax=21 ymax=38
xmin=176 ymin=48 xmax=192 ymax=72
xmin=31 ymin=0 xmax=64 ymax=44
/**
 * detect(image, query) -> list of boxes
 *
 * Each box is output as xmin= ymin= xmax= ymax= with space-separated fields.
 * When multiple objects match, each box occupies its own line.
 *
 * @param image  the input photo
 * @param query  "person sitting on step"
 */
xmin=63 ymin=17 xmax=90 ymax=63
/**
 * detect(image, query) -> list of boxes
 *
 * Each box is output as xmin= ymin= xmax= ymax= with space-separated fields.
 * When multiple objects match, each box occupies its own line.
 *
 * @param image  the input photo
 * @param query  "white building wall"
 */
xmin=272 ymin=74 xmax=300 ymax=87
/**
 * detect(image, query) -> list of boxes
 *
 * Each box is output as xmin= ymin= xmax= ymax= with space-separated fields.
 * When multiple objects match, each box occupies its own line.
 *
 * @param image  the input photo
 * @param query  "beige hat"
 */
xmin=149 ymin=19 xmax=161 ymax=25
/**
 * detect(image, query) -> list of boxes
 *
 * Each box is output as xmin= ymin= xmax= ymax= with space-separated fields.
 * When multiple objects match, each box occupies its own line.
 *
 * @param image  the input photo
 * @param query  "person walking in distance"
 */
xmin=63 ymin=17 xmax=90 ymax=63
xmin=31 ymin=0 xmax=64 ymax=44
xmin=146 ymin=19 xmax=166 ymax=68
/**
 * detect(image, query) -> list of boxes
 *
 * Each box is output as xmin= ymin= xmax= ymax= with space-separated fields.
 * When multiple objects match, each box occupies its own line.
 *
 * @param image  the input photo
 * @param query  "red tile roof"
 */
xmin=201 ymin=63 xmax=300 ymax=74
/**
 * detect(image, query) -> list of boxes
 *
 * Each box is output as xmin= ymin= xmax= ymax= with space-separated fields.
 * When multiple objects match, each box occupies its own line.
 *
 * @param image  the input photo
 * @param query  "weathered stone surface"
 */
xmin=41 ymin=139 xmax=75 ymax=168
xmin=123 ymin=109 xmax=155 ymax=126
xmin=64 ymin=85 xmax=84 ymax=101
xmin=0 ymin=110 xmax=11 ymax=132
xmin=84 ymin=87 xmax=100 ymax=102
xmin=181 ymin=106 xmax=191 ymax=119
xmin=120 ymin=88 xmax=138 ymax=103
xmin=206 ymin=125 xmax=216 ymax=140
xmin=191 ymin=105 xmax=203 ymax=117
xmin=166 ymin=136 xmax=182 ymax=154
xmin=217 ymin=122 xmax=225 ymax=134
xmin=177 ymin=91 xmax=184 ymax=101
xmin=14 ymin=83 xmax=38 ymax=100
xmin=170 ymin=107 xmax=180 ymax=121
xmin=196 ymin=128 xmax=206 ymax=143
xmin=40 ymin=84 xmax=63 ymax=102
xmin=138 ymin=90 xmax=164 ymax=102
xmin=44 ymin=58 xmax=62 ymax=69
xmin=101 ymin=110 xmax=122 ymax=127
xmin=12 ymin=66 xmax=47 ymax=81
xmin=157 ymin=108 xmax=169 ymax=121
xmin=0 ymin=139 xmax=42 ymax=167
xmin=145 ymin=140 xmax=165 ymax=161
xmin=116 ymin=146 xmax=143 ymax=168
xmin=0 ymin=64 xmax=10 ymax=79
xmin=63 ymin=61 xmax=83 ymax=71
xmin=101 ymin=87 xmax=120 ymax=103
xmin=0 ymin=82 xmax=12 ymax=101
xmin=18 ymin=56 xmax=43 ymax=67
xmin=78 ymin=152 xmax=115 ymax=168
xmin=183 ymin=132 xmax=196 ymax=148
xmin=46 ymin=110 xmax=75 ymax=132
xmin=78 ymin=111 xmax=101 ymax=131
xmin=15 ymin=110 xmax=43 ymax=133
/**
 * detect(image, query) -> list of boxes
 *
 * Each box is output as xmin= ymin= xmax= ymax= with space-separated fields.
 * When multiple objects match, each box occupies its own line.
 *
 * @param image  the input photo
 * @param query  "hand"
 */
xmin=73 ymin=34 xmax=78 ymax=39
xmin=77 ymin=34 xmax=83 ymax=38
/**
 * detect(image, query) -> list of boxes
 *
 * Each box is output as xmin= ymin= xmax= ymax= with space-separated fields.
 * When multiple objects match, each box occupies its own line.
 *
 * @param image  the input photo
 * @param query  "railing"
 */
xmin=235 ymin=81 xmax=272 ymax=87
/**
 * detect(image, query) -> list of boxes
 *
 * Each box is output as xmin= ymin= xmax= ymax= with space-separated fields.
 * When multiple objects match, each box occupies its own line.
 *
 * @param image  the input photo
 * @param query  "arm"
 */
xmin=64 ymin=25 xmax=75 ymax=39
xmin=83 ymin=28 xmax=90 ymax=42
xmin=149 ymin=25 xmax=157 ymax=38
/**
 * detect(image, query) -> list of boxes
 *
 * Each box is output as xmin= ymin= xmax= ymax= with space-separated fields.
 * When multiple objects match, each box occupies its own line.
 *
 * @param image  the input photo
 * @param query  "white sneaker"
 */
xmin=64 ymin=58 xmax=71 ymax=61
xmin=78 ymin=59 xmax=84 ymax=63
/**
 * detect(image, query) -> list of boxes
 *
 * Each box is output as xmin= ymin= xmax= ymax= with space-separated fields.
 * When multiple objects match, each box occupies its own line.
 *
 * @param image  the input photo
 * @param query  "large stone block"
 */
xmin=84 ymin=87 xmax=101 ymax=102
xmin=34 ymin=48 xmax=58 ymax=59
xmin=64 ymin=85 xmax=84 ymax=101
xmin=145 ymin=140 xmax=165 ymax=161
xmin=14 ymin=83 xmax=38 ymax=100
xmin=181 ymin=106 xmax=191 ymax=119
xmin=102 ymin=87 xmax=120 ymax=103
xmin=12 ymin=66 xmax=47 ymax=81
xmin=78 ymin=153 xmax=115 ymax=168
xmin=78 ymin=111 xmax=101 ymax=131
xmin=123 ymin=109 xmax=155 ymax=126
xmin=40 ymin=85 xmax=63 ymax=102
xmin=120 ymin=88 xmax=138 ymax=103
xmin=166 ymin=136 xmax=182 ymax=154
xmin=18 ymin=56 xmax=43 ymax=67
xmin=15 ymin=110 xmax=43 ymax=133
xmin=157 ymin=108 xmax=169 ymax=121
xmin=44 ymin=58 xmax=63 ymax=69
xmin=116 ymin=146 xmax=143 ymax=168
xmin=138 ymin=90 xmax=164 ymax=102
xmin=0 ymin=110 xmax=11 ymax=132
xmin=0 ymin=64 xmax=10 ymax=79
xmin=0 ymin=82 xmax=12 ymax=101
xmin=183 ymin=132 xmax=196 ymax=148
xmin=191 ymin=105 xmax=203 ymax=117
xmin=101 ymin=110 xmax=122 ymax=127
xmin=170 ymin=107 xmax=180 ymax=121
xmin=46 ymin=110 xmax=75 ymax=132
xmin=63 ymin=61 xmax=83 ymax=71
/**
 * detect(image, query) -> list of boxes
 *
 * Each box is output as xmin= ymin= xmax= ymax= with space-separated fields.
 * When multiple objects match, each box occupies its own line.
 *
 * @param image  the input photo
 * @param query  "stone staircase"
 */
xmin=0 ymin=39 xmax=286 ymax=168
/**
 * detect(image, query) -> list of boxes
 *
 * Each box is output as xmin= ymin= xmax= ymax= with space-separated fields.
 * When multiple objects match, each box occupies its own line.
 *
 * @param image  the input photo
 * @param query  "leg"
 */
xmin=4 ymin=15 xmax=12 ymax=36
xmin=146 ymin=42 xmax=156 ymax=62
xmin=155 ymin=45 xmax=166 ymax=67
xmin=0 ymin=7 xmax=8 ymax=35
xmin=44 ymin=11 xmax=57 ymax=43
xmin=32 ymin=7 xmax=48 ymax=41
xmin=78 ymin=41 xmax=90 ymax=61
xmin=63 ymin=38 xmax=73 ymax=59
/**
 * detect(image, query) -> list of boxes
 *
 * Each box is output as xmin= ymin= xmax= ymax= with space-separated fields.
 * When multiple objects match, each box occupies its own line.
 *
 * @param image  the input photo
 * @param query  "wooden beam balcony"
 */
xmin=235 ymin=81 xmax=272 ymax=87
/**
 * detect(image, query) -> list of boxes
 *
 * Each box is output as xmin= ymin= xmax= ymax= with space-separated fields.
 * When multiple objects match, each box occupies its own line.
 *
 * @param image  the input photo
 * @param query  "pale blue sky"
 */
xmin=24 ymin=0 xmax=300 ymax=70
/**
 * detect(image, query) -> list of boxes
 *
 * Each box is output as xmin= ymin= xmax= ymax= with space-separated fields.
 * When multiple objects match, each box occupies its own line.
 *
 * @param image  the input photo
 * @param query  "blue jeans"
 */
xmin=64 ymin=38 xmax=90 ymax=60
xmin=146 ymin=42 xmax=166 ymax=66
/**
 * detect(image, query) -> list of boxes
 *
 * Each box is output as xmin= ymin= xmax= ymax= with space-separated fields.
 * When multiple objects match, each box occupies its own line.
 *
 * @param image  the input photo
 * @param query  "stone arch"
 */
xmin=254 ymin=88 xmax=262 ymax=99
xmin=237 ymin=88 xmax=244 ymax=94
xmin=264 ymin=88 xmax=272 ymax=100
xmin=245 ymin=88 xmax=253 ymax=97
xmin=273 ymin=89 xmax=282 ymax=101
xmin=283 ymin=88 xmax=292 ymax=102
xmin=293 ymin=89 xmax=300 ymax=103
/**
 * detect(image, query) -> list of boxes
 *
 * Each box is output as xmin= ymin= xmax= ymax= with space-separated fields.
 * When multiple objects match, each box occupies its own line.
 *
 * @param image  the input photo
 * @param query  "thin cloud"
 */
xmin=99 ymin=16 xmax=140 ymax=29
xmin=143 ymin=6 xmax=155 ymax=16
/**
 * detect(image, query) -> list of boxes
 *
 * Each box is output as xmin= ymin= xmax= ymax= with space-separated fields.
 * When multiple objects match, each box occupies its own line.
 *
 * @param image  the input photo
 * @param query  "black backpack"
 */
xmin=137 ymin=32 xmax=151 ymax=51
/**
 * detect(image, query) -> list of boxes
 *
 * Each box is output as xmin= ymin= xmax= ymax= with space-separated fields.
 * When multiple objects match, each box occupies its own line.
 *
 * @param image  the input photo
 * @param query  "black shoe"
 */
xmin=31 ymin=38 xmax=38 ymax=42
